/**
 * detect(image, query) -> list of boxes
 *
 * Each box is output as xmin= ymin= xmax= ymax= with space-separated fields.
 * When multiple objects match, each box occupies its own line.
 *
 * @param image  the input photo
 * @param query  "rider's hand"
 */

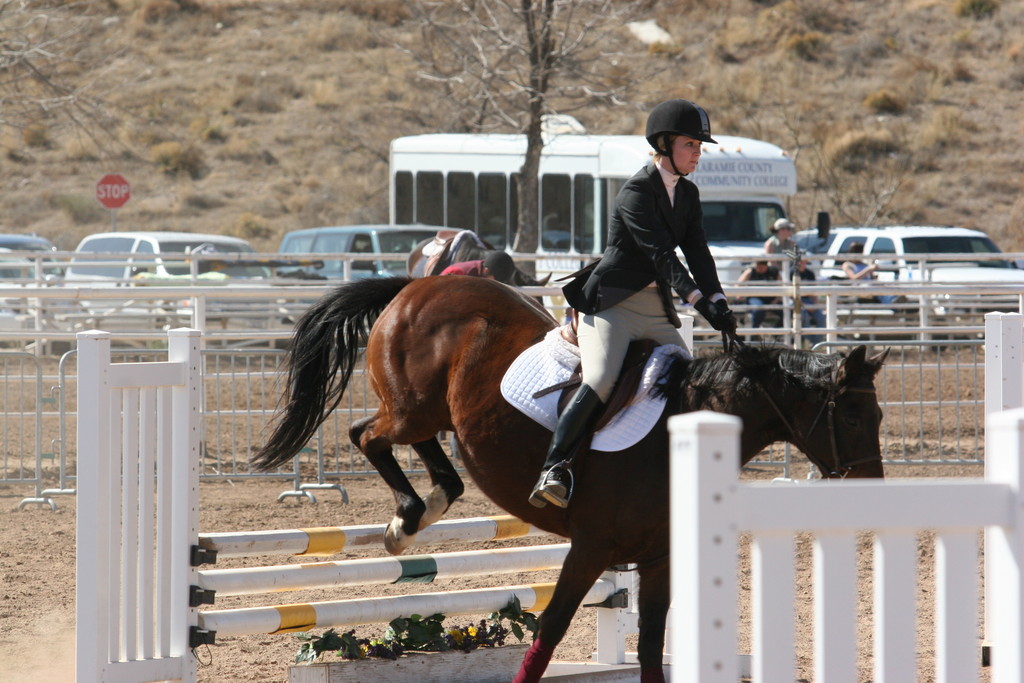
xmin=694 ymin=297 xmax=737 ymax=334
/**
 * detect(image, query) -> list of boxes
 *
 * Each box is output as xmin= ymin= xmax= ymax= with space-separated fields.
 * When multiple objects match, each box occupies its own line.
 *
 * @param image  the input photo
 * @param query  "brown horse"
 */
xmin=252 ymin=275 xmax=886 ymax=683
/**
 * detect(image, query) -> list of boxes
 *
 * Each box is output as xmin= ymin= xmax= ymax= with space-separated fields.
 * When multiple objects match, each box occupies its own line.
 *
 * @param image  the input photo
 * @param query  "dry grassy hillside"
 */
xmin=2 ymin=0 xmax=1022 ymax=253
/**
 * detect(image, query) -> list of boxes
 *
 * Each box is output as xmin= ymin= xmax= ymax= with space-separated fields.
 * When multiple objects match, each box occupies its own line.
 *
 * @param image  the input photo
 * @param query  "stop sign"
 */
xmin=96 ymin=174 xmax=131 ymax=209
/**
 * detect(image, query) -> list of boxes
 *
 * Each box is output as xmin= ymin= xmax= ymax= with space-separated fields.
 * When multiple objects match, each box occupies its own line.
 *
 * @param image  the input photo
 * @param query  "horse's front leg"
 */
xmin=350 ymin=414 xmax=424 ymax=555
xmin=411 ymin=437 xmax=464 ymax=530
xmin=636 ymin=556 xmax=670 ymax=683
xmin=512 ymin=544 xmax=610 ymax=683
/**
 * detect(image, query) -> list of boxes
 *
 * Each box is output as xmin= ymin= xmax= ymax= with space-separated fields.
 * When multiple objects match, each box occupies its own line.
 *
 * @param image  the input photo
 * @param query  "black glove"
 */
xmin=694 ymin=297 xmax=737 ymax=334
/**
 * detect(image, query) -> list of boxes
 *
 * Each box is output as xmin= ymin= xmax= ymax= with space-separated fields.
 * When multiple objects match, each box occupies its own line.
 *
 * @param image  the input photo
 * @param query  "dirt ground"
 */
xmin=0 ymin=459 xmax=991 ymax=683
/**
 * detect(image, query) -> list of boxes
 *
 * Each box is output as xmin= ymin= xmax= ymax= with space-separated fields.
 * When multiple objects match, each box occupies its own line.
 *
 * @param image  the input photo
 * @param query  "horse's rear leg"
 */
xmin=411 ymin=437 xmax=464 ymax=530
xmin=350 ymin=415 xmax=426 ymax=555
xmin=636 ymin=557 xmax=670 ymax=683
xmin=512 ymin=545 xmax=610 ymax=683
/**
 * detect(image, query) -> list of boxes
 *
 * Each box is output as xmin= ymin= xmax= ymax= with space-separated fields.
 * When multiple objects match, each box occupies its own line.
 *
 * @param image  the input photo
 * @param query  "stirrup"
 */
xmin=528 ymin=463 xmax=573 ymax=509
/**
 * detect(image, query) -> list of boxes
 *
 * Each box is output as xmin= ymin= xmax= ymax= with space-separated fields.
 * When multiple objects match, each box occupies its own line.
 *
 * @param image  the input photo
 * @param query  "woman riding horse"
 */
xmin=252 ymin=274 xmax=886 ymax=683
xmin=532 ymin=99 xmax=738 ymax=509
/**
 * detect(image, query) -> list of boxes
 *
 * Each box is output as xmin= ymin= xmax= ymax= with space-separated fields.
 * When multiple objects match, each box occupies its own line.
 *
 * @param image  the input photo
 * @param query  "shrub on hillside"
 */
xmin=22 ymin=124 xmax=49 ymax=148
xmin=150 ymin=141 xmax=207 ymax=179
xmin=914 ymin=107 xmax=977 ymax=150
xmin=64 ymin=137 xmax=100 ymax=161
xmin=954 ymin=0 xmax=999 ymax=19
xmin=137 ymin=0 xmax=201 ymax=23
xmin=824 ymin=129 xmax=901 ymax=173
xmin=863 ymin=89 xmax=906 ymax=115
xmin=52 ymin=194 xmax=104 ymax=224
xmin=783 ymin=32 xmax=826 ymax=61
xmin=233 ymin=212 xmax=273 ymax=241
xmin=342 ymin=0 xmax=411 ymax=26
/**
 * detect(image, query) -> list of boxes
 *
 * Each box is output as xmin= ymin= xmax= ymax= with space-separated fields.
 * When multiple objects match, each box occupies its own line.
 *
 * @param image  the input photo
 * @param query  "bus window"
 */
xmin=701 ymin=201 xmax=784 ymax=242
xmin=541 ymin=174 xmax=572 ymax=251
xmin=416 ymin=172 xmax=444 ymax=225
xmin=394 ymin=171 xmax=414 ymax=224
xmin=479 ymin=173 xmax=508 ymax=248
xmin=447 ymin=172 xmax=475 ymax=230
xmin=510 ymin=174 xmax=520 ymax=246
xmin=573 ymin=175 xmax=600 ymax=254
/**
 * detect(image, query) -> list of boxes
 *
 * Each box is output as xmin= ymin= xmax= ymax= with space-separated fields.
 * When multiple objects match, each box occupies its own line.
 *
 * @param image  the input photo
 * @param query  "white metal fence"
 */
xmin=3 ymin=282 xmax=1023 ymax=508
xmin=1 ymin=248 xmax=1023 ymax=352
xmin=669 ymin=408 xmax=1024 ymax=683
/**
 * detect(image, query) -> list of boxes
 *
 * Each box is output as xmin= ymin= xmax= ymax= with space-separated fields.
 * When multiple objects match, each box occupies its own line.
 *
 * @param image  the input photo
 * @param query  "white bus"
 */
xmin=389 ymin=132 xmax=798 ymax=278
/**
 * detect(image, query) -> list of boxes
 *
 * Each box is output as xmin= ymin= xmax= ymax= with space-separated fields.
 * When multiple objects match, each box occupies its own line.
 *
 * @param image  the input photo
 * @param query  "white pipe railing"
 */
xmin=0 ymin=275 xmax=1021 ymax=351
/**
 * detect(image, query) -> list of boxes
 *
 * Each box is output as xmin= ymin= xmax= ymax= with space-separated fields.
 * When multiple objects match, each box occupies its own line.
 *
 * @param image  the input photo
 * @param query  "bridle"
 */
xmin=756 ymin=377 xmax=878 ymax=477
xmin=722 ymin=330 xmax=878 ymax=477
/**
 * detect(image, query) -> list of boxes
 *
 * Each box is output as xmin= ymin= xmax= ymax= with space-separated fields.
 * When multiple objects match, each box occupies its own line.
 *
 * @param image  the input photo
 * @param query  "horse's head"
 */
xmin=823 ymin=345 xmax=889 ymax=478
xmin=782 ymin=345 xmax=888 ymax=478
xmin=726 ymin=344 xmax=888 ymax=479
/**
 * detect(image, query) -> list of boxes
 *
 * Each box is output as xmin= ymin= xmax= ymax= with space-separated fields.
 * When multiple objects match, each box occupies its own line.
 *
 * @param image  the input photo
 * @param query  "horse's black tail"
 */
xmin=251 ymin=276 xmax=414 ymax=471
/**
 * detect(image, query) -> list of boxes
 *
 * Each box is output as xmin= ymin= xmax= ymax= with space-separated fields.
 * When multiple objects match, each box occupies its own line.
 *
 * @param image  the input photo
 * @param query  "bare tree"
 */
xmin=0 ymin=1 xmax=124 ymax=152
xmin=407 ymin=0 xmax=648 ymax=258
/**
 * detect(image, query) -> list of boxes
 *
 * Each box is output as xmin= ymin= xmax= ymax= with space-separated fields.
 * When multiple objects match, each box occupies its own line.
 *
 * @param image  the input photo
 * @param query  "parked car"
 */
xmin=0 ymin=233 xmax=63 ymax=278
xmin=0 ymin=233 xmax=57 ymax=253
xmin=64 ymin=231 xmax=269 ymax=283
xmin=62 ymin=231 xmax=271 ymax=330
xmin=276 ymin=224 xmax=443 ymax=279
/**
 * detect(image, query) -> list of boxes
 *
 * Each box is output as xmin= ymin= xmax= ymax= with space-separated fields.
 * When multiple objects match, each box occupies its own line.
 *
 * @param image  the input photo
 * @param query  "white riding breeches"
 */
xmin=577 ymin=287 xmax=688 ymax=402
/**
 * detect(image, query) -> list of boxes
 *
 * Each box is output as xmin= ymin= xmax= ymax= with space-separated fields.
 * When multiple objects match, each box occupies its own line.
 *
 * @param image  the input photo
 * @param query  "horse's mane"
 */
xmin=655 ymin=344 xmax=839 ymax=411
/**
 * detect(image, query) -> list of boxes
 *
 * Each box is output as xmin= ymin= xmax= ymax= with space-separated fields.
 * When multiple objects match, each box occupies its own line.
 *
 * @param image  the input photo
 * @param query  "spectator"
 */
xmin=764 ymin=218 xmax=796 ymax=254
xmin=737 ymin=260 xmax=781 ymax=330
xmin=841 ymin=242 xmax=903 ymax=305
xmin=796 ymin=259 xmax=826 ymax=346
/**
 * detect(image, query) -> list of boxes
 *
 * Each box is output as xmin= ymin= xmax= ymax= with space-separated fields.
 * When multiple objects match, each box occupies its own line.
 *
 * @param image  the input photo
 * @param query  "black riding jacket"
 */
xmin=563 ymin=163 xmax=724 ymax=321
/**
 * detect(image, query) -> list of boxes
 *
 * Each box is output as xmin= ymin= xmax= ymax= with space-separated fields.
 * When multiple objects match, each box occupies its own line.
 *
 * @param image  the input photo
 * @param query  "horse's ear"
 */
xmin=538 ymin=273 xmax=552 ymax=286
xmin=868 ymin=347 xmax=890 ymax=373
xmin=838 ymin=345 xmax=886 ymax=384
xmin=836 ymin=345 xmax=867 ymax=384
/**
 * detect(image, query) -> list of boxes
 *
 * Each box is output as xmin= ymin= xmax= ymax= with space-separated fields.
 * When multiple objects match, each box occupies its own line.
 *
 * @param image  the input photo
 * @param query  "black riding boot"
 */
xmin=529 ymin=384 xmax=605 ymax=508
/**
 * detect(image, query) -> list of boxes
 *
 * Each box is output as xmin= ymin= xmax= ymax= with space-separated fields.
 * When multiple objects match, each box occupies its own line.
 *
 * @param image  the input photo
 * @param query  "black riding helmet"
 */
xmin=483 ymin=250 xmax=515 ymax=284
xmin=645 ymin=99 xmax=717 ymax=175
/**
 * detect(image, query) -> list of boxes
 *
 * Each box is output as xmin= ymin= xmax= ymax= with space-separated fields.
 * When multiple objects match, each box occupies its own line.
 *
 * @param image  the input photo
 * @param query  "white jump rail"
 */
xmin=198 ymin=514 xmax=549 ymax=558
xmin=669 ymin=410 xmax=1024 ymax=683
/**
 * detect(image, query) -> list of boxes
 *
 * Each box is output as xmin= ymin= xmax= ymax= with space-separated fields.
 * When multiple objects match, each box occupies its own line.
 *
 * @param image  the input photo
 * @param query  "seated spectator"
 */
xmin=841 ymin=242 xmax=903 ymax=305
xmin=796 ymin=259 xmax=825 ymax=346
xmin=764 ymin=218 xmax=796 ymax=254
xmin=737 ymin=260 xmax=781 ymax=330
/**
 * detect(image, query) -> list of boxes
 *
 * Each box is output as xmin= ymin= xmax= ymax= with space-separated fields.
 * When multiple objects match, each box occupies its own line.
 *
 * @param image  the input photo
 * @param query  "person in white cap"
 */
xmin=764 ymin=218 xmax=796 ymax=254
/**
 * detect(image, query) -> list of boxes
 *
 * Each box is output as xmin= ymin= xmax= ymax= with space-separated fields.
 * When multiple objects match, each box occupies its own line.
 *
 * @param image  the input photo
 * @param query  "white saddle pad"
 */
xmin=500 ymin=327 xmax=690 ymax=452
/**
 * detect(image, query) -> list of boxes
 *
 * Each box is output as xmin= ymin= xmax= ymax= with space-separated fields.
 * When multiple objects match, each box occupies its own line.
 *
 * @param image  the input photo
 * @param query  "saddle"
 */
xmin=421 ymin=229 xmax=490 ymax=276
xmin=532 ymin=327 xmax=659 ymax=432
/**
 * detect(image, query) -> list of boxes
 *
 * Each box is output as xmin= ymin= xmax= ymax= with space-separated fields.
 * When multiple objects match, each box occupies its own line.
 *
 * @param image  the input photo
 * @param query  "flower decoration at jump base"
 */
xmin=294 ymin=597 xmax=539 ymax=664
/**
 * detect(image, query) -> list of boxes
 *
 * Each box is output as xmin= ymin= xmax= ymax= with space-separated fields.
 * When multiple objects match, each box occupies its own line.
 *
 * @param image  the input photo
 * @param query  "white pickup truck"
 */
xmin=794 ymin=225 xmax=1024 ymax=318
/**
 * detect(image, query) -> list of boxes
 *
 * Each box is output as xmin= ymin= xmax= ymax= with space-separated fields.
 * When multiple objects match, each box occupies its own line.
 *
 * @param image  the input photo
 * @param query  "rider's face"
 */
xmin=669 ymin=135 xmax=702 ymax=174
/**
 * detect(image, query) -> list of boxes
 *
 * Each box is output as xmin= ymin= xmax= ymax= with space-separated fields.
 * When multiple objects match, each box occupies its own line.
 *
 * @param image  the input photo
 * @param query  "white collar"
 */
xmin=656 ymin=162 xmax=680 ymax=204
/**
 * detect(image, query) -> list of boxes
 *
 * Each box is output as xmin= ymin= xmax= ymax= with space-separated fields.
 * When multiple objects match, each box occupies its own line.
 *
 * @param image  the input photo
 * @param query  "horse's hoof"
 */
xmin=383 ymin=516 xmax=413 ymax=555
